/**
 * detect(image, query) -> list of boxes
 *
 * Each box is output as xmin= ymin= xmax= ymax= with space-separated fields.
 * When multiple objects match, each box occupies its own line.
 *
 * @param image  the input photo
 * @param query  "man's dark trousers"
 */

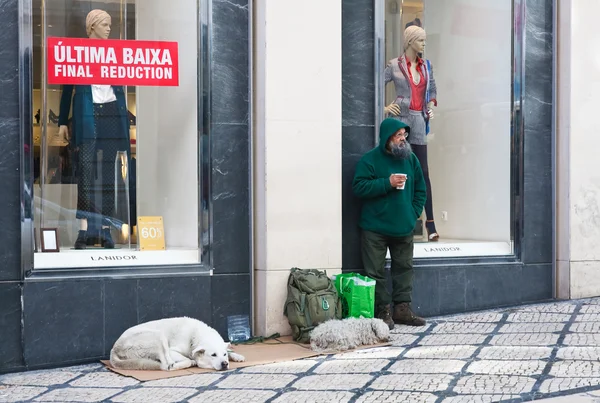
xmin=361 ymin=229 xmax=413 ymax=307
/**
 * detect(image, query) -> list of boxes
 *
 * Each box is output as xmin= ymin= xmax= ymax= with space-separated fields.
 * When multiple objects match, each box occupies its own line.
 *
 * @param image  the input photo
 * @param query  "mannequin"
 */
xmin=58 ymin=9 xmax=131 ymax=249
xmin=383 ymin=25 xmax=440 ymax=241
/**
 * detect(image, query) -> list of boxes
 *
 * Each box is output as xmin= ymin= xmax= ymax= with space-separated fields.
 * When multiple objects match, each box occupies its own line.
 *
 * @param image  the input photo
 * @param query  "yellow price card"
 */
xmin=137 ymin=216 xmax=165 ymax=251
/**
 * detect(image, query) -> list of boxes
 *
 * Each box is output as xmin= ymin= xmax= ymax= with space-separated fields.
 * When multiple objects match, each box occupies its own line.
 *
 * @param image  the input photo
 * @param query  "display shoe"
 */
xmin=376 ymin=305 xmax=395 ymax=330
xmin=426 ymin=220 xmax=439 ymax=242
xmin=86 ymin=229 xmax=101 ymax=246
xmin=393 ymin=302 xmax=426 ymax=326
xmin=101 ymin=228 xmax=115 ymax=249
xmin=74 ymin=230 xmax=87 ymax=249
xmin=48 ymin=109 xmax=59 ymax=125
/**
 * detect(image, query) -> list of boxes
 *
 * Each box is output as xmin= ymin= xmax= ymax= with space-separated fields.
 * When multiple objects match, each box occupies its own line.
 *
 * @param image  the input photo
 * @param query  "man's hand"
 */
xmin=389 ymin=174 xmax=407 ymax=188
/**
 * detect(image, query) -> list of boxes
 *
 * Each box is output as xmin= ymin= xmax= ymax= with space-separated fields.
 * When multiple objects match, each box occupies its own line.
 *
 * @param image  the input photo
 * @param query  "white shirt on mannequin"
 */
xmin=91 ymin=84 xmax=116 ymax=104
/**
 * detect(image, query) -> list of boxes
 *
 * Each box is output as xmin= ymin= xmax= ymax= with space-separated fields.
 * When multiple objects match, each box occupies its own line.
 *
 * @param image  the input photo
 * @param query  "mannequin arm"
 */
xmin=58 ymin=85 xmax=74 ymax=126
xmin=427 ymin=60 xmax=438 ymax=103
xmin=426 ymin=101 xmax=436 ymax=119
xmin=58 ymin=85 xmax=74 ymax=140
xmin=384 ymin=103 xmax=401 ymax=116
xmin=58 ymin=125 xmax=69 ymax=140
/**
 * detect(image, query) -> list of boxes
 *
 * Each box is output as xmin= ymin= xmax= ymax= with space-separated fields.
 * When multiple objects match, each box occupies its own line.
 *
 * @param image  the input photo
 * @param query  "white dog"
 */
xmin=309 ymin=317 xmax=390 ymax=353
xmin=110 ymin=317 xmax=245 ymax=371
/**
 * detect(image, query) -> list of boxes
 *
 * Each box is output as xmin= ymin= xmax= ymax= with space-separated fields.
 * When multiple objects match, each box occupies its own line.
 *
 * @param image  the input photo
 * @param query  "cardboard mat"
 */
xmin=101 ymin=336 xmax=391 ymax=381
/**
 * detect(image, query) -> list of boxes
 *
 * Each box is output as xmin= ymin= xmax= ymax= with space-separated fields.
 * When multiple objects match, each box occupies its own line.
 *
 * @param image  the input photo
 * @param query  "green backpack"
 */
xmin=283 ymin=267 xmax=342 ymax=343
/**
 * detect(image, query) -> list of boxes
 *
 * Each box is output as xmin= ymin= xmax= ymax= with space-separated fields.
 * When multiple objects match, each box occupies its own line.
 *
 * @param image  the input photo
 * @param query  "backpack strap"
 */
xmin=300 ymin=294 xmax=312 ymax=325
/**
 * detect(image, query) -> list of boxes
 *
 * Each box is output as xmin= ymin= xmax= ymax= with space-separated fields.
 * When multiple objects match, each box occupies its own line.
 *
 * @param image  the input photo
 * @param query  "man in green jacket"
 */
xmin=352 ymin=118 xmax=427 ymax=329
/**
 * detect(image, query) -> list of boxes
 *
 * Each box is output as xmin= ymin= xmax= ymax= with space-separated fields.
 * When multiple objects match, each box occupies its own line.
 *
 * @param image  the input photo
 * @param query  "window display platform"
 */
xmin=34 ymin=247 xmax=200 ymax=269
xmin=387 ymin=238 xmax=513 ymax=259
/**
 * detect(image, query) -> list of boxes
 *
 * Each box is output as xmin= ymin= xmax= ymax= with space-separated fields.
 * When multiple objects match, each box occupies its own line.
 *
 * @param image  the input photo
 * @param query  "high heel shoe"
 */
xmin=426 ymin=220 xmax=439 ymax=242
xmin=101 ymin=228 xmax=115 ymax=249
xmin=74 ymin=230 xmax=87 ymax=249
xmin=48 ymin=109 xmax=59 ymax=125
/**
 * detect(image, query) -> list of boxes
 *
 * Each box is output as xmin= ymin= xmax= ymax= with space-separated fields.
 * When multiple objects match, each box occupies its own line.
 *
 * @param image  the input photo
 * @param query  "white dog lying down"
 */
xmin=309 ymin=317 xmax=390 ymax=353
xmin=110 ymin=317 xmax=245 ymax=371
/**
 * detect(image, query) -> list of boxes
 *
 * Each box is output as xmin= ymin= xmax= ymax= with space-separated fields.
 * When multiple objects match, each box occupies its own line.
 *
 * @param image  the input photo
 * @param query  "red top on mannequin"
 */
xmin=406 ymin=58 xmax=426 ymax=111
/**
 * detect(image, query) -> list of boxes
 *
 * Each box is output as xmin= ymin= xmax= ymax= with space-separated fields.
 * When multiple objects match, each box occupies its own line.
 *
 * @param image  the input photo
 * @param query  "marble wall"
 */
xmin=211 ymin=0 xmax=251 ymax=275
xmin=520 ymin=0 xmax=554 ymax=265
xmin=0 ymin=0 xmax=26 ymax=372
xmin=0 ymin=1 xmax=22 ymax=281
xmin=341 ymin=0 xmax=554 ymax=315
xmin=342 ymin=0 xmax=376 ymax=271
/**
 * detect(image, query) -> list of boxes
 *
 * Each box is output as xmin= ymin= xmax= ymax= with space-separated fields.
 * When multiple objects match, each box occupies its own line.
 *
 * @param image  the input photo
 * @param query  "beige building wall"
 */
xmin=252 ymin=0 xmax=343 ymax=336
xmin=557 ymin=0 xmax=600 ymax=299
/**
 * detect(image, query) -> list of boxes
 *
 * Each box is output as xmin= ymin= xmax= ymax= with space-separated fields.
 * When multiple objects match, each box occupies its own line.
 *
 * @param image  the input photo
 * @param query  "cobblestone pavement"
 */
xmin=537 ymin=390 xmax=600 ymax=402
xmin=2 ymin=298 xmax=600 ymax=403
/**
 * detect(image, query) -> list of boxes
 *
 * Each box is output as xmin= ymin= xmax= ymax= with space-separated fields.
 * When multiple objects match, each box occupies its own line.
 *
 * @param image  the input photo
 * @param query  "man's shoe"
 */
xmin=393 ymin=302 xmax=426 ymax=326
xmin=376 ymin=305 xmax=395 ymax=330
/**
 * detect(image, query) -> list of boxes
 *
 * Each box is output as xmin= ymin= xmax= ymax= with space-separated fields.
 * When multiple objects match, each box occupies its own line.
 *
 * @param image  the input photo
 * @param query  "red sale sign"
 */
xmin=47 ymin=37 xmax=179 ymax=86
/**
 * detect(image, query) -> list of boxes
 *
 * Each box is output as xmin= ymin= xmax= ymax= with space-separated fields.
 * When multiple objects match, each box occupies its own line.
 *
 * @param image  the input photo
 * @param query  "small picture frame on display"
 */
xmin=40 ymin=228 xmax=60 ymax=253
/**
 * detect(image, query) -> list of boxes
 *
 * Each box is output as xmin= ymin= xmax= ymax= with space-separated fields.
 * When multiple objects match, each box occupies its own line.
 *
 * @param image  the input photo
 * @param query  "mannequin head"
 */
xmin=403 ymin=25 xmax=426 ymax=55
xmin=86 ymin=9 xmax=111 ymax=39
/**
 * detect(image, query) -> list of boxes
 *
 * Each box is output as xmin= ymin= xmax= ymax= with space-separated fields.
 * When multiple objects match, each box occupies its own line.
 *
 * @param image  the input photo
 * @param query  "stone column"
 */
xmin=253 ymin=0 xmax=343 ymax=335
xmin=557 ymin=0 xmax=600 ymax=298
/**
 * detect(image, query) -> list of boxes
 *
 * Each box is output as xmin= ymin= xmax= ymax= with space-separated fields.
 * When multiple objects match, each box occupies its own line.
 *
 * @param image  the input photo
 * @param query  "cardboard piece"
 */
xmin=102 ymin=336 xmax=391 ymax=382
xmin=100 ymin=362 xmax=194 ymax=381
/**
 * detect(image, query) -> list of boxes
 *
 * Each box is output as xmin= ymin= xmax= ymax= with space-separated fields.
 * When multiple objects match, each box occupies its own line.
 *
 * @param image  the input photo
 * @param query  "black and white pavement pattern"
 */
xmin=2 ymin=298 xmax=600 ymax=403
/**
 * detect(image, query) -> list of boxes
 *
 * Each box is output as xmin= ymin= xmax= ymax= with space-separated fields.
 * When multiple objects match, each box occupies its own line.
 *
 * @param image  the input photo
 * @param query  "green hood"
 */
xmin=379 ymin=118 xmax=410 ymax=153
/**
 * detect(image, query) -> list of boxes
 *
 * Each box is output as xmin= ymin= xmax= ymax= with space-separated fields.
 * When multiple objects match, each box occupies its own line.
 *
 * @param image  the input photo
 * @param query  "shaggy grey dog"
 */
xmin=309 ymin=317 xmax=390 ymax=353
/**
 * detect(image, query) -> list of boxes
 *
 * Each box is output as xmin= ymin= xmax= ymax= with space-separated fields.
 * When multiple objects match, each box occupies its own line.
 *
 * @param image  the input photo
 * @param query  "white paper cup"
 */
xmin=395 ymin=173 xmax=407 ymax=190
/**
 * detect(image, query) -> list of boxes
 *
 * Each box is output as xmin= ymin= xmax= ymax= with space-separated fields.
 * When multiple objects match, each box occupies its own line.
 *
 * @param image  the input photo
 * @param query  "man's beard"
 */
xmin=389 ymin=141 xmax=412 ymax=159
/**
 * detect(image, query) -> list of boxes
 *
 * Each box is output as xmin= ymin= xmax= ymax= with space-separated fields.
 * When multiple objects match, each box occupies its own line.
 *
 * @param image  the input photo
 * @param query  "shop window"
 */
xmin=30 ymin=0 xmax=207 ymax=269
xmin=378 ymin=0 xmax=516 ymax=258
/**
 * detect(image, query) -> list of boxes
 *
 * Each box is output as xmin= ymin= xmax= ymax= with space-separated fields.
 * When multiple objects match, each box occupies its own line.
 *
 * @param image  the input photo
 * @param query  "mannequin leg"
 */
xmin=410 ymin=144 xmax=438 ymax=240
xmin=93 ymin=101 xmax=131 ymax=249
xmin=74 ymin=141 xmax=96 ymax=249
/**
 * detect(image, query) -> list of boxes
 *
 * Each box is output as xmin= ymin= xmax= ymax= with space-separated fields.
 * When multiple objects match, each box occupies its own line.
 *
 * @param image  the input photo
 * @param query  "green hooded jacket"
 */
xmin=352 ymin=118 xmax=427 ymax=237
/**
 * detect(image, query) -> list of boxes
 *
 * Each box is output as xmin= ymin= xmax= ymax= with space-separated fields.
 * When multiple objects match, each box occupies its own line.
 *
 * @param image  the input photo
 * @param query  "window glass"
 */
xmin=382 ymin=0 xmax=514 ymax=258
xmin=32 ymin=0 xmax=203 ymax=268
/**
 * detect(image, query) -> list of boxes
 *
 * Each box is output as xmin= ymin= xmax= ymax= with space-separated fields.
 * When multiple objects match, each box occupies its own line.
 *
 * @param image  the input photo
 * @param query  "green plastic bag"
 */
xmin=333 ymin=273 xmax=376 ymax=319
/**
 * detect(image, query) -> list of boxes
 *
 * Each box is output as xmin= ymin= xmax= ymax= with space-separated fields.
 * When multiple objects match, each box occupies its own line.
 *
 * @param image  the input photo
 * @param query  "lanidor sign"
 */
xmin=47 ymin=37 xmax=179 ymax=86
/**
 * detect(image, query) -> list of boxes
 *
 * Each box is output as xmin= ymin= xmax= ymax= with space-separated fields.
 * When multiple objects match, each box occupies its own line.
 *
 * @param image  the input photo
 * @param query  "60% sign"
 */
xmin=137 ymin=216 xmax=165 ymax=251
